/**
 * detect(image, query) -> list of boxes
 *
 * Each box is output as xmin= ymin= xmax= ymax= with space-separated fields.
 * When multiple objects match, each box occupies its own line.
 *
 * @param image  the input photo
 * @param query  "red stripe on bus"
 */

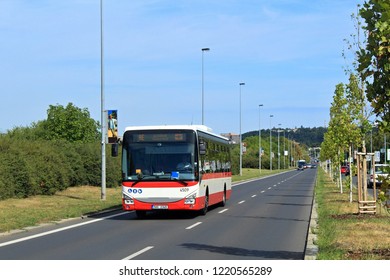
xmin=201 ymin=172 xmax=232 ymax=180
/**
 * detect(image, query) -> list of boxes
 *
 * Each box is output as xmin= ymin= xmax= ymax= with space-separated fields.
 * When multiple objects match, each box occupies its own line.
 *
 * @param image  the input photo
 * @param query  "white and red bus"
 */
xmin=121 ymin=125 xmax=232 ymax=218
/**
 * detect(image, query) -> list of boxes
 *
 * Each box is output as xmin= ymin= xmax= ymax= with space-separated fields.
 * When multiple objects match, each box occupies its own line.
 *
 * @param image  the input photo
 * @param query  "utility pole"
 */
xmin=100 ymin=0 xmax=106 ymax=200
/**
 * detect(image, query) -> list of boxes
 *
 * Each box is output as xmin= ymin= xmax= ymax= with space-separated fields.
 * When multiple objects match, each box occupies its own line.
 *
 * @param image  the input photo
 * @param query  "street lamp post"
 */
xmin=287 ymin=132 xmax=290 ymax=168
xmin=258 ymin=104 xmax=263 ymax=173
xmin=269 ymin=115 xmax=273 ymax=171
xmin=283 ymin=129 xmax=286 ymax=169
xmin=100 ymin=0 xmax=106 ymax=200
xmin=201 ymin=48 xmax=210 ymax=125
xmin=278 ymin=123 xmax=281 ymax=170
xmin=239 ymin=82 xmax=245 ymax=176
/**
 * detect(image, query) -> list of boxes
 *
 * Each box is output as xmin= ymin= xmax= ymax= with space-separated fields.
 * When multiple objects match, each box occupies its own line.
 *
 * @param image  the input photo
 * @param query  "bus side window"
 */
xmin=199 ymin=140 xmax=207 ymax=155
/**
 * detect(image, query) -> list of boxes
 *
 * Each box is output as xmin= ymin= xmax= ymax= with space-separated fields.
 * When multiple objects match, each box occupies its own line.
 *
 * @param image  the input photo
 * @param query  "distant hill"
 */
xmin=243 ymin=126 xmax=326 ymax=148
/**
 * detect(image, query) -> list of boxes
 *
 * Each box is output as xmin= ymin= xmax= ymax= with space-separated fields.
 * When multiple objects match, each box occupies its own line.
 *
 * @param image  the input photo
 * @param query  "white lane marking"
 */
xmin=251 ymin=195 xmax=257 ymax=198
xmin=238 ymin=200 xmax=245 ymax=204
xmin=218 ymin=209 xmax=229 ymax=214
xmin=123 ymin=246 xmax=154 ymax=260
xmin=186 ymin=222 xmax=202 ymax=230
xmin=268 ymin=187 xmax=272 ymax=190
xmin=261 ymin=190 xmax=265 ymax=193
xmin=0 ymin=211 xmax=128 ymax=248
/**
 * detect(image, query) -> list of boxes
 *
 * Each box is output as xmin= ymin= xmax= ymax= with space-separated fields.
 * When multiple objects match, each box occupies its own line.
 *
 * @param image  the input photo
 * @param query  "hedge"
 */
xmin=0 ymin=136 xmax=121 ymax=200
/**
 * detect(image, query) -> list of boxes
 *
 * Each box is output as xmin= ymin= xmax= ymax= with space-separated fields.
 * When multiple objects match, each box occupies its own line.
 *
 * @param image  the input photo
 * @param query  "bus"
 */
xmin=121 ymin=125 xmax=232 ymax=218
xmin=297 ymin=159 xmax=306 ymax=170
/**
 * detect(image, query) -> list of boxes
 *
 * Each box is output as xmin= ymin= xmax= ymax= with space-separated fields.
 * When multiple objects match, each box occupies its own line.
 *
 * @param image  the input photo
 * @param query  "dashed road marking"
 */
xmin=186 ymin=222 xmax=202 ymax=230
xmin=123 ymin=246 xmax=154 ymax=260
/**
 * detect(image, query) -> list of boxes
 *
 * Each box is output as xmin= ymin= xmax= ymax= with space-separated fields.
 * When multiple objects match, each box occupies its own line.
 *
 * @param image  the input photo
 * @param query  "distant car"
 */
xmin=306 ymin=164 xmax=312 ymax=169
xmin=341 ymin=166 xmax=350 ymax=176
xmin=367 ymin=164 xmax=389 ymax=188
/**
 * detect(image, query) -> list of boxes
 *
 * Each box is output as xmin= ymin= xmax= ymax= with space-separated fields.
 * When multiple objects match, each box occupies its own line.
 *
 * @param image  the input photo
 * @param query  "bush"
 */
xmin=0 ymin=136 xmax=121 ymax=200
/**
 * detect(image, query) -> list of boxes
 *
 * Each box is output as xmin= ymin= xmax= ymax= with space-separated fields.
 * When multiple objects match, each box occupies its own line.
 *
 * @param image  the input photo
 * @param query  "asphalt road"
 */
xmin=0 ymin=168 xmax=317 ymax=260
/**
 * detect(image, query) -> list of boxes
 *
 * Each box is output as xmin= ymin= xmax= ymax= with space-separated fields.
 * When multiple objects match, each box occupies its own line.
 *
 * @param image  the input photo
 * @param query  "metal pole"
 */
xmin=100 ymin=0 xmax=106 ymax=200
xmin=258 ymin=104 xmax=263 ymax=173
xmin=283 ymin=129 xmax=286 ymax=169
xmin=201 ymin=48 xmax=210 ymax=125
xmin=239 ymin=82 xmax=245 ymax=176
xmin=278 ymin=124 xmax=281 ymax=170
xmin=270 ymin=116 xmax=272 ymax=171
xmin=287 ymin=133 xmax=290 ymax=167
xmin=385 ymin=134 xmax=387 ymax=164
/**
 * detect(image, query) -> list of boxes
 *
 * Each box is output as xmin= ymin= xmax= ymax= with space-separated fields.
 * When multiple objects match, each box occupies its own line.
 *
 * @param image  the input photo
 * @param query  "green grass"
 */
xmin=0 ymin=186 xmax=122 ymax=233
xmin=315 ymin=168 xmax=390 ymax=260
xmin=232 ymin=168 xmax=284 ymax=182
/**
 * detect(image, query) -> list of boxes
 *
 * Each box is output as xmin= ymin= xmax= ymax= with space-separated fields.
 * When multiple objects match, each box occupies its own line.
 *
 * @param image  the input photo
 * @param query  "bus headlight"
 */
xmin=184 ymin=193 xmax=196 ymax=205
xmin=123 ymin=194 xmax=134 ymax=204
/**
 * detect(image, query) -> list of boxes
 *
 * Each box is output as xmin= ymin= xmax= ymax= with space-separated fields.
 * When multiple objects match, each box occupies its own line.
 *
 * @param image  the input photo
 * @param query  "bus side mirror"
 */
xmin=199 ymin=142 xmax=206 ymax=155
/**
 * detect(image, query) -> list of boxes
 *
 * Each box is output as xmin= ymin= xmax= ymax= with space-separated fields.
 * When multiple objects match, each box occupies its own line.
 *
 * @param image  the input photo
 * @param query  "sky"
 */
xmin=0 ymin=0 xmax=364 ymax=136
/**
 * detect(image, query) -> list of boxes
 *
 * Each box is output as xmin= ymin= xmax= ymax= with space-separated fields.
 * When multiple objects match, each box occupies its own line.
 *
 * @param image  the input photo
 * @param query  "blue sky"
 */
xmin=0 ymin=0 xmax=363 ymax=135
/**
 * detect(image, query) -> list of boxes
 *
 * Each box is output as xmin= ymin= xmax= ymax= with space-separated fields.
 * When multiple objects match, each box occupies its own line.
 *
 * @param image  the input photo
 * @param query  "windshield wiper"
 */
xmin=131 ymin=173 xmax=188 ymax=186
xmin=171 ymin=177 xmax=188 ymax=186
xmin=158 ymin=173 xmax=189 ymax=186
xmin=132 ymin=175 xmax=156 ymax=186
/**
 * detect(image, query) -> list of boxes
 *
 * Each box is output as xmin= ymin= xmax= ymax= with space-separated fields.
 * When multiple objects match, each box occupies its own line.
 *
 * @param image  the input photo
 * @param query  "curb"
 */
xmin=304 ymin=197 xmax=318 ymax=260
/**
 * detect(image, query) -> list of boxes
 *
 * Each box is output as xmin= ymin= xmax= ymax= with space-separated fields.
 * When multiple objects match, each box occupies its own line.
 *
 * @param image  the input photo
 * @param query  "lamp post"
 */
xmin=287 ymin=132 xmax=290 ymax=168
xmin=239 ymin=82 xmax=245 ymax=176
xmin=269 ymin=115 xmax=273 ymax=171
xmin=100 ymin=0 xmax=106 ymax=200
xmin=283 ymin=129 xmax=286 ymax=169
xmin=201 ymin=48 xmax=210 ymax=125
xmin=278 ymin=123 xmax=281 ymax=170
xmin=258 ymin=104 xmax=263 ymax=173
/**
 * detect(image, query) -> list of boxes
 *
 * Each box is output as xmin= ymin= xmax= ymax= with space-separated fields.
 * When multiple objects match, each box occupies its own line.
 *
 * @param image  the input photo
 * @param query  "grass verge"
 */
xmin=0 ymin=186 xmax=122 ymax=233
xmin=316 ymin=168 xmax=390 ymax=260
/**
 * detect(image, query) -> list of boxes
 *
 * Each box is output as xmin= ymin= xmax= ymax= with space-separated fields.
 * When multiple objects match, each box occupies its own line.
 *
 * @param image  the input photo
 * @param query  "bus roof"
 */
xmin=123 ymin=125 xmax=229 ymax=141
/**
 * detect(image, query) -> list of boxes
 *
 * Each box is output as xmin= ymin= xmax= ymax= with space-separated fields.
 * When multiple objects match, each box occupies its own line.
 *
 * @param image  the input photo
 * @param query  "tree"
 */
xmin=329 ymin=84 xmax=349 ymax=193
xmin=342 ymin=5 xmax=374 ymax=205
xmin=358 ymin=0 xmax=390 ymax=131
xmin=42 ymin=103 xmax=100 ymax=143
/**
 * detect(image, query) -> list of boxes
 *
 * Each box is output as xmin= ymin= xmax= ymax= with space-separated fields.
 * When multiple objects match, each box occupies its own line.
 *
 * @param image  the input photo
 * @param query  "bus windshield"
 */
xmin=122 ymin=130 xmax=198 ymax=181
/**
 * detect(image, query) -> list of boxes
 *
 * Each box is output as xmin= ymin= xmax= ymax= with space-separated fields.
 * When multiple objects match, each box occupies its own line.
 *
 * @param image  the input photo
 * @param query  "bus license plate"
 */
xmin=152 ymin=205 xmax=168 ymax=209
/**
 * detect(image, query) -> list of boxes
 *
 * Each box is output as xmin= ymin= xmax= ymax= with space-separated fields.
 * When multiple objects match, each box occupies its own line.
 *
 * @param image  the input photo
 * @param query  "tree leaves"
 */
xmin=358 ymin=0 xmax=390 ymax=132
xmin=43 ymin=103 xmax=100 ymax=143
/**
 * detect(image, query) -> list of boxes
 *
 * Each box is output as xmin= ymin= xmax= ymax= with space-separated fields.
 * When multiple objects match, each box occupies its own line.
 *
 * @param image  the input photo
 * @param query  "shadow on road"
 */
xmin=180 ymin=243 xmax=303 ymax=259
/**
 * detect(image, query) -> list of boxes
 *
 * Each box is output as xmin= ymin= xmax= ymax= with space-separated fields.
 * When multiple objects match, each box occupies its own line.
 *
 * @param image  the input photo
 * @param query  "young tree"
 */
xmin=328 ymin=83 xmax=351 ymax=193
xmin=342 ymin=4 xmax=374 ymax=204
